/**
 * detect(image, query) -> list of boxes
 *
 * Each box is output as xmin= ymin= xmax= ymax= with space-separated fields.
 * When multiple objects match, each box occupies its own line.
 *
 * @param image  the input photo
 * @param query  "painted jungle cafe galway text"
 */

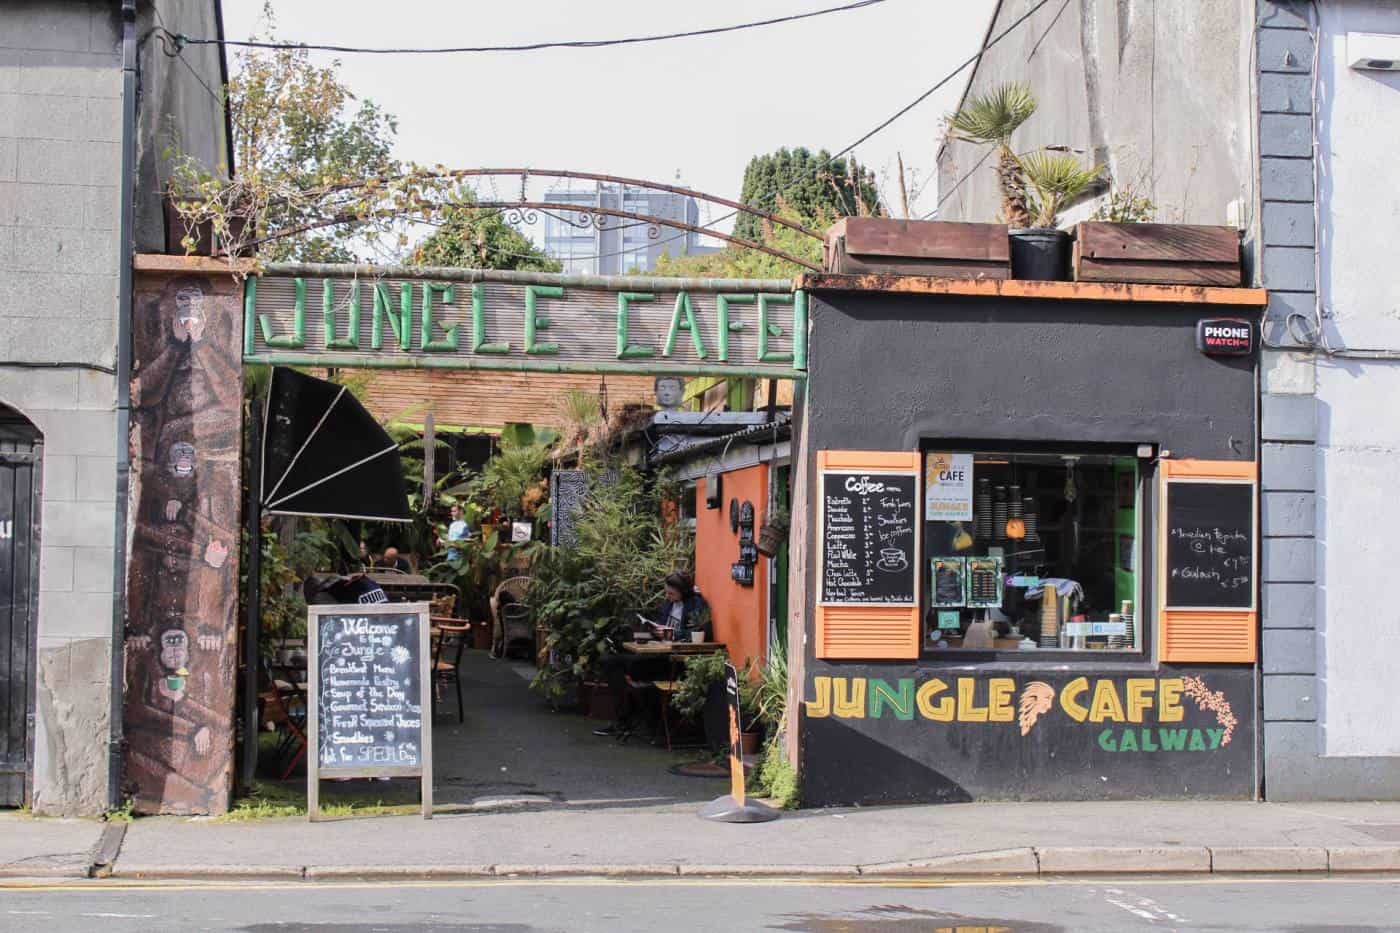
xmin=788 ymin=275 xmax=1265 ymax=806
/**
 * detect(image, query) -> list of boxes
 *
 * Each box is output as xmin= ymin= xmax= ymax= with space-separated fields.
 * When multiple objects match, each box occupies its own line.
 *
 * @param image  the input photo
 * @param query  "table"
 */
xmin=618 ymin=641 xmax=727 ymax=750
xmin=621 ymin=641 xmax=725 ymax=656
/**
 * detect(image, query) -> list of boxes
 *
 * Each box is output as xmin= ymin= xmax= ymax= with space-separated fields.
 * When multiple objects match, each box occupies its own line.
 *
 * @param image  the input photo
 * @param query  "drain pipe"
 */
xmin=109 ymin=0 xmax=138 ymax=811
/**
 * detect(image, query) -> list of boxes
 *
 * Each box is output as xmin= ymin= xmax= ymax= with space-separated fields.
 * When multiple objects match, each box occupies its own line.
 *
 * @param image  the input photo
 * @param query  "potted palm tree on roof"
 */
xmin=947 ymin=83 xmax=1101 ymax=280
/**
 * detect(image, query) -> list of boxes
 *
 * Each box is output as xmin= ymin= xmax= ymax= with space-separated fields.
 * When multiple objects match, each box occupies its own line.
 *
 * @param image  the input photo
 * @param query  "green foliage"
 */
xmin=732 ymin=147 xmax=882 ymax=243
xmin=104 ymin=797 xmax=136 ymax=823
xmin=464 ymin=441 xmax=549 ymax=520
xmin=171 ymin=4 xmax=401 ymax=262
xmin=946 ymin=82 xmax=1037 ymax=146
xmin=1021 ymin=151 xmax=1104 ymax=228
xmin=946 ymin=82 xmax=1039 ymax=228
xmin=1091 ymin=188 xmax=1157 ymax=223
xmin=257 ymin=527 xmax=306 ymax=647
xmin=529 ymin=461 xmax=694 ymax=701
xmin=751 ymin=645 xmax=788 ymax=733
xmin=651 ymin=202 xmax=824 ymax=279
xmin=672 ymin=651 xmax=730 ymax=718
xmin=410 ymin=189 xmax=561 ymax=271
xmin=748 ymin=741 xmax=800 ymax=809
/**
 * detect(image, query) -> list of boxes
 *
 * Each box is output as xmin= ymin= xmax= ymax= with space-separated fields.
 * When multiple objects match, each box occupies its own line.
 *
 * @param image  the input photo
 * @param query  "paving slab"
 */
xmin=0 ymin=814 xmax=103 ymax=878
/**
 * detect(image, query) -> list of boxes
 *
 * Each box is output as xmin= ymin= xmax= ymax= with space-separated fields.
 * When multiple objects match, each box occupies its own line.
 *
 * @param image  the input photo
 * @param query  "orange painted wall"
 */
xmin=695 ymin=465 xmax=769 ymax=670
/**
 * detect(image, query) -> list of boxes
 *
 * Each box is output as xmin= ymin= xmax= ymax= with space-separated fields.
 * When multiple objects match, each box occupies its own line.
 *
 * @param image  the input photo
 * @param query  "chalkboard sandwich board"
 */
xmin=1164 ymin=480 xmax=1255 ymax=611
xmin=819 ymin=469 xmax=919 ymax=606
xmin=307 ymin=601 xmax=433 ymax=820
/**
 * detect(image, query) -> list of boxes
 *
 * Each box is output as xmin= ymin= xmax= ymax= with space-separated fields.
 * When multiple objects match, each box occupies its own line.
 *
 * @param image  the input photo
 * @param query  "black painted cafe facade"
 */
xmin=788 ymin=275 xmax=1265 ymax=806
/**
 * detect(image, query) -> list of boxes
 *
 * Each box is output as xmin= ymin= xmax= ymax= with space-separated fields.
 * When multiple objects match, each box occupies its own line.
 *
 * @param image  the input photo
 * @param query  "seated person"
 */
xmin=594 ymin=572 xmax=711 ymax=739
xmin=379 ymin=546 xmax=412 ymax=574
xmin=303 ymin=572 xmax=389 ymax=606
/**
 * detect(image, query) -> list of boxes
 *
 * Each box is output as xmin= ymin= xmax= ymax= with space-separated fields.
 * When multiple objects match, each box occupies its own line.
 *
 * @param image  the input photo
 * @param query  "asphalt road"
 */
xmin=0 ymin=877 xmax=1397 ymax=932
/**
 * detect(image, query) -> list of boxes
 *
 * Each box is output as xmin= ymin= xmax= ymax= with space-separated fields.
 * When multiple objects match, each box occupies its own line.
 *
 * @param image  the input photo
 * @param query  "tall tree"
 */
xmin=732 ymin=147 xmax=882 ymax=242
xmin=410 ymin=193 xmax=560 ymax=271
xmin=170 ymin=5 xmax=411 ymax=262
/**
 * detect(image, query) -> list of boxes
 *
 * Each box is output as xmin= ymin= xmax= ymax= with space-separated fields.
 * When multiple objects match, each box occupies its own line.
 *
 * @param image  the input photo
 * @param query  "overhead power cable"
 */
xmin=165 ymin=0 xmax=891 ymax=55
xmin=550 ymin=0 xmax=1052 ymax=263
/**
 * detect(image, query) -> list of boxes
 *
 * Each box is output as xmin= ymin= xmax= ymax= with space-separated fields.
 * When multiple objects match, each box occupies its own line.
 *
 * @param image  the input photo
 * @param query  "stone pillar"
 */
xmin=124 ymin=258 xmax=244 ymax=815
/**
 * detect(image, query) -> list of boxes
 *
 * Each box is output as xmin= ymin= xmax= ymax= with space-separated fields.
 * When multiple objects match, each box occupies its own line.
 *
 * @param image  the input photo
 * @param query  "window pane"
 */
xmin=923 ymin=450 xmax=1139 ymax=653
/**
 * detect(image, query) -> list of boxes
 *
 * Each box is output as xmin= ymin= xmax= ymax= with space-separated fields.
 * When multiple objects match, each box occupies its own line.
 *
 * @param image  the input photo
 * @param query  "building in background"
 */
xmin=0 ymin=0 xmax=229 ymax=815
xmin=936 ymin=0 xmax=1400 ymax=800
xmin=542 ymin=182 xmax=719 ymax=275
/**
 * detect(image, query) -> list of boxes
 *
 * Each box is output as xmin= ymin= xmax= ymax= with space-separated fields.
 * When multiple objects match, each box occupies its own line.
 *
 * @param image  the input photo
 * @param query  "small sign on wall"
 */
xmin=925 ymin=452 xmax=973 ymax=521
xmin=1196 ymin=318 xmax=1254 ymax=356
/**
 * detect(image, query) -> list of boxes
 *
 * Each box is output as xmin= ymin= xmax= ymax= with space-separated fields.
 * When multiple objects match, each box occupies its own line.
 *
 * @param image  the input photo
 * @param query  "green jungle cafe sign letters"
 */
xmin=243 ymin=271 xmax=807 ymax=378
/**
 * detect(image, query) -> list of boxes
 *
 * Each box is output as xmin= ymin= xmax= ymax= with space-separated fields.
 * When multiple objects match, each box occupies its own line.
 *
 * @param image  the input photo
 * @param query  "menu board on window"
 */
xmin=820 ymin=471 xmax=918 ymax=605
xmin=1164 ymin=481 xmax=1255 ymax=610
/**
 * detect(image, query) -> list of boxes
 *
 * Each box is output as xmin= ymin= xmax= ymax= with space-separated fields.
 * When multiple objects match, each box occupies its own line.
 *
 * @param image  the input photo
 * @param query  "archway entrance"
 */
xmin=0 ymin=404 xmax=42 ymax=808
xmin=236 ymin=264 xmax=804 ymax=813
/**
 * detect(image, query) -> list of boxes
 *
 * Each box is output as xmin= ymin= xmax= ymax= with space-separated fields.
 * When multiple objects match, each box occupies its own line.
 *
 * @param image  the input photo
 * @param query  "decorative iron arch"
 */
xmin=254 ymin=167 xmax=829 ymax=267
xmin=248 ymin=200 xmax=824 ymax=271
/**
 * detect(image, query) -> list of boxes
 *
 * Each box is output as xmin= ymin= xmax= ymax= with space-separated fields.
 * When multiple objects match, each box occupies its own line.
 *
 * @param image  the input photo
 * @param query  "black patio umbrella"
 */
xmin=260 ymin=366 xmax=411 ymax=522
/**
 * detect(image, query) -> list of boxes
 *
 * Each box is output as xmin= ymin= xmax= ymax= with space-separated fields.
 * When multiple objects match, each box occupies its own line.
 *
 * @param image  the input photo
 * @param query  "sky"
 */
xmin=220 ymin=0 xmax=998 ymax=242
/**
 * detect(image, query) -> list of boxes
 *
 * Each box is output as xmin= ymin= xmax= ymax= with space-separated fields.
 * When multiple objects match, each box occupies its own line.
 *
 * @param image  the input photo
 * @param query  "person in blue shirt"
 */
xmin=594 ymin=572 xmax=711 ymax=739
xmin=440 ymin=503 xmax=471 ymax=561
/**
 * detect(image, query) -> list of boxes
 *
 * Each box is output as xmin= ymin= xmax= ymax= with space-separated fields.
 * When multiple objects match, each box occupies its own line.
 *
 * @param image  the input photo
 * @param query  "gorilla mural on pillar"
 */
xmin=124 ymin=273 xmax=242 ymax=815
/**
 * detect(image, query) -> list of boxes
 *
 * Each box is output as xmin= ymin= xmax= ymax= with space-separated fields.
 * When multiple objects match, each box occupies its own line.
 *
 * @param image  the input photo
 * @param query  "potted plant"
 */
xmin=1017 ymin=151 xmax=1104 ymax=280
xmin=947 ymin=83 xmax=1102 ymax=280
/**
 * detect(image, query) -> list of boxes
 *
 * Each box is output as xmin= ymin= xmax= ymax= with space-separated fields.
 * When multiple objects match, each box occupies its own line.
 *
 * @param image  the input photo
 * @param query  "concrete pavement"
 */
xmin=0 ymin=814 xmax=107 ymax=878
xmin=6 ymin=799 xmax=1399 ymax=882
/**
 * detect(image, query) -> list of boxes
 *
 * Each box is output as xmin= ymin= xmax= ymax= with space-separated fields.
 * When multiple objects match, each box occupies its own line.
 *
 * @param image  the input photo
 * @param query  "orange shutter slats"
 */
xmin=815 ymin=450 xmax=921 ymax=660
xmin=1157 ymin=459 xmax=1259 ymax=664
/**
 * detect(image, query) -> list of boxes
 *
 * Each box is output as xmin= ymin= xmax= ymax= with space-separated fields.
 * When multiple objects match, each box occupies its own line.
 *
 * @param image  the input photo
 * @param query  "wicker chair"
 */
xmin=490 ymin=575 xmax=533 ymax=659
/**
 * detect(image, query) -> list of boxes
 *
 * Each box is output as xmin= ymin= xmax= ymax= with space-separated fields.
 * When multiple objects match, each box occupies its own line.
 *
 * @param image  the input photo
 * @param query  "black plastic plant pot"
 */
xmin=1009 ymin=227 xmax=1072 ymax=281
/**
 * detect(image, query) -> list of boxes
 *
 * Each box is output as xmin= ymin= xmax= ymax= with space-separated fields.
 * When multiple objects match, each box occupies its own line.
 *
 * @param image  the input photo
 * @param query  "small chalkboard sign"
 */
xmin=307 ymin=601 xmax=432 ymax=820
xmin=1164 ymin=481 xmax=1255 ymax=610
xmin=820 ymin=470 xmax=919 ymax=605
xmin=550 ymin=469 xmax=587 ymax=548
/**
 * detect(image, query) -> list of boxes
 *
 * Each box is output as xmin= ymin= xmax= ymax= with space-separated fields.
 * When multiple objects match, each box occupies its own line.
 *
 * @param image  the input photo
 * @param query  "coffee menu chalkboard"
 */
xmin=1165 ymin=481 xmax=1255 ymax=609
xmin=820 ymin=471 xmax=918 ymax=605
xmin=307 ymin=602 xmax=433 ymax=820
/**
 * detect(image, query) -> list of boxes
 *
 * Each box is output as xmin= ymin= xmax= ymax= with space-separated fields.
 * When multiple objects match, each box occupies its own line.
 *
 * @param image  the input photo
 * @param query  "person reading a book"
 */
xmin=594 ymin=573 xmax=711 ymax=739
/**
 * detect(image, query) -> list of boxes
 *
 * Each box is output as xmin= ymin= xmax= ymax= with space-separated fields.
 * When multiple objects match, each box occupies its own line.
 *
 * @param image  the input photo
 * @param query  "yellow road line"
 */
xmin=2 ymin=875 xmax=1398 ymax=894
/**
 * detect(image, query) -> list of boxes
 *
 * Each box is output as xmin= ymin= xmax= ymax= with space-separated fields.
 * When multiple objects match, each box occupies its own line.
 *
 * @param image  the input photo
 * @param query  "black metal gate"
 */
xmin=0 ymin=409 xmax=41 ymax=808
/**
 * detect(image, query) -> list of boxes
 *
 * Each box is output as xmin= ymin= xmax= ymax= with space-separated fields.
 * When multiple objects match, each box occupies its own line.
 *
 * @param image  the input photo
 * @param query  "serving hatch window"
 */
xmin=922 ymin=450 xmax=1141 ymax=654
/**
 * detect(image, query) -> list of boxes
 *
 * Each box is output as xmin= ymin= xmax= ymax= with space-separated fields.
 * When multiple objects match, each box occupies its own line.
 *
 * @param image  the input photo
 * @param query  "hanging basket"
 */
xmin=756 ymin=514 xmax=789 ymax=558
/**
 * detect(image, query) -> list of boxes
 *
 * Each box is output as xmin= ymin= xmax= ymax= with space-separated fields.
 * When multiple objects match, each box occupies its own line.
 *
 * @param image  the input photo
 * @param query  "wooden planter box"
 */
xmin=1073 ymin=222 xmax=1242 ymax=286
xmin=163 ymin=197 xmax=249 ymax=257
xmin=824 ymin=218 xmax=1010 ymax=279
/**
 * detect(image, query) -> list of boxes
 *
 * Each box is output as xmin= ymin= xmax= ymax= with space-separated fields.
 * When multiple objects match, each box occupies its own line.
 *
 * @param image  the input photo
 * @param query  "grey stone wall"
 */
xmin=936 ymin=0 xmax=1255 ymax=228
xmin=0 ymin=0 xmax=123 ymax=816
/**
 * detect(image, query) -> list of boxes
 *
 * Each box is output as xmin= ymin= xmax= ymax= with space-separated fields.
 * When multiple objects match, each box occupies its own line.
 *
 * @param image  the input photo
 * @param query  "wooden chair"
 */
xmin=258 ymin=658 xmax=307 ymax=780
xmin=490 ymin=575 xmax=532 ymax=659
xmin=431 ymin=623 xmax=470 ymax=723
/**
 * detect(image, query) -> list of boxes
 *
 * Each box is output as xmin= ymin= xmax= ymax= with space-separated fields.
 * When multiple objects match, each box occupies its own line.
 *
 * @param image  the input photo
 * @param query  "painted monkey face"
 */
xmin=173 ymin=287 xmax=207 ymax=342
xmin=169 ymin=442 xmax=196 ymax=477
xmin=159 ymin=629 xmax=190 ymax=672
